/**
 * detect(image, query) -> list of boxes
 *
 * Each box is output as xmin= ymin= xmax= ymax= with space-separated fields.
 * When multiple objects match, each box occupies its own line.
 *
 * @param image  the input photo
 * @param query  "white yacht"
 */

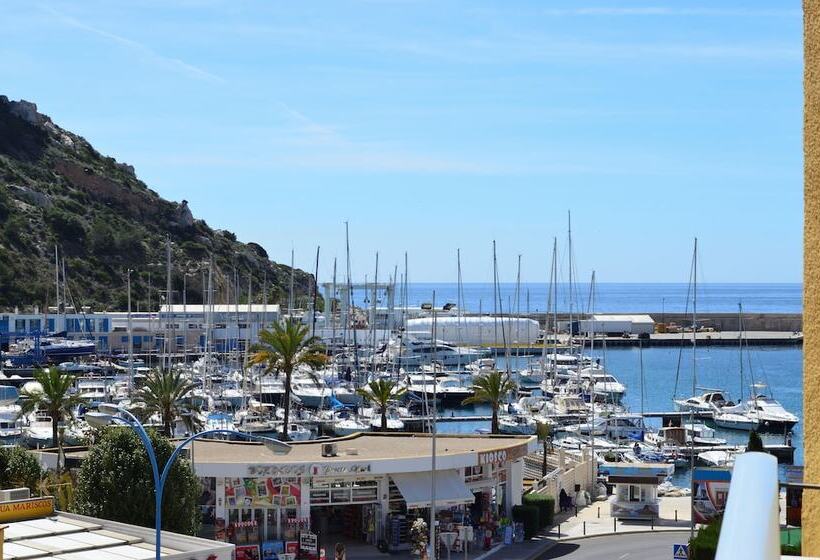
xmin=367 ymin=407 xmax=405 ymax=432
xmin=674 ymin=390 xmax=732 ymax=413
xmin=387 ymin=337 xmax=485 ymax=367
xmin=582 ymin=370 xmax=626 ymax=404
xmin=0 ymin=403 xmax=23 ymax=441
xmin=722 ymin=392 xmax=799 ymax=432
xmin=332 ymin=411 xmax=371 ymax=436
xmin=498 ymin=414 xmax=536 ymax=435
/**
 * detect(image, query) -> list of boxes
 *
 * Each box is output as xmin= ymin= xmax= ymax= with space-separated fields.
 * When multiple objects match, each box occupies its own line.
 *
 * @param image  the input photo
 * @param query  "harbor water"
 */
xmin=436 ymin=345 xmax=803 ymax=486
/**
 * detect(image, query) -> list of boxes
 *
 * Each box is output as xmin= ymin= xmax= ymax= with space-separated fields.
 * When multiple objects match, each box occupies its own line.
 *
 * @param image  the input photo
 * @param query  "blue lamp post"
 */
xmin=87 ymin=405 xmax=291 ymax=560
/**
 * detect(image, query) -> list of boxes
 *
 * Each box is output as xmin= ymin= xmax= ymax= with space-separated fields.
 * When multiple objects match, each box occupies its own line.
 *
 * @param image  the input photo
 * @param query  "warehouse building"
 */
xmin=577 ymin=314 xmax=656 ymax=336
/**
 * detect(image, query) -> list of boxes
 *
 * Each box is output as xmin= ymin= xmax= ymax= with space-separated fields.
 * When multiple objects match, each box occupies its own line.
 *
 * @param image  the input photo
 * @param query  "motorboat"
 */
xmin=368 ymin=407 xmax=405 ymax=432
xmin=332 ymin=411 xmax=371 ymax=436
xmin=234 ymin=410 xmax=278 ymax=435
xmin=386 ymin=337 xmax=485 ymax=367
xmin=721 ymin=391 xmax=799 ymax=432
xmin=698 ymin=449 xmax=738 ymax=468
xmin=0 ymin=403 xmax=23 ymax=441
xmin=498 ymin=414 xmax=536 ymax=435
xmin=583 ymin=371 xmax=626 ymax=404
xmin=599 ymin=414 xmax=646 ymax=441
xmin=712 ymin=411 xmax=760 ymax=431
xmin=674 ymin=390 xmax=731 ymax=413
xmin=254 ymin=376 xmax=286 ymax=405
xmin=543 ymin=393 xmax=588 ymax=416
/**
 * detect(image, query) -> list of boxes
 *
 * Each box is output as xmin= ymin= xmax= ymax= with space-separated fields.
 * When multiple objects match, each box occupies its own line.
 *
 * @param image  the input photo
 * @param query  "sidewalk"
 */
xmin=479 ymin=496 xmax=692 ymax=560
xmin=332 ymin=497 xmax=693 ymax=560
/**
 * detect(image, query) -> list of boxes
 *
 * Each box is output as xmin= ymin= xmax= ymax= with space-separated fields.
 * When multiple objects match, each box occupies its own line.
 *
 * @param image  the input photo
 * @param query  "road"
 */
xmin=538 ymin=532 xmax=690 ymax=560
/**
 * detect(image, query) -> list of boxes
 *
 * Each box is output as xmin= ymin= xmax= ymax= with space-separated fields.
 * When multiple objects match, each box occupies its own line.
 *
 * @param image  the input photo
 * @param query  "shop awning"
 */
xmin=391 ymin=470 xmax=476 ymax=509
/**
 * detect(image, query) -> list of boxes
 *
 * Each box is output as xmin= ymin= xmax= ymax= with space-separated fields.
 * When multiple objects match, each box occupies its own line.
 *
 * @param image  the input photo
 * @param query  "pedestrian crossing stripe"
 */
xmin=673 ymin=544 xmax=689 ymax=559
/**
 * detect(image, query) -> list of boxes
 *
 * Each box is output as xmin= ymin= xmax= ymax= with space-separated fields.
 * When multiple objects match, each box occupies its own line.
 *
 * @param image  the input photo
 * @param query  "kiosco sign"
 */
xmin=0 ymin=497 xmax=55 ymax=523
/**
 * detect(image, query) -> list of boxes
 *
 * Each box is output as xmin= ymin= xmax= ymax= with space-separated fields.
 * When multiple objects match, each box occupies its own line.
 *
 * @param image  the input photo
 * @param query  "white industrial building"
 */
xmin=405 ymin=316 xmax=541 ymax=346
xmin=578 ymin=314 xmax=655 ymax=335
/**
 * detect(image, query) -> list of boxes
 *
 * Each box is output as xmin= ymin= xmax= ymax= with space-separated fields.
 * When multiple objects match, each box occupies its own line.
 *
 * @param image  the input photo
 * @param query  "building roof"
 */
xmin=589 ymin=314 xmax=655 ymax=323
xmin=187 ymin=432 xmax=534 ymax=468
xmin=2 ymin=512 xmax=230 ymax=559
xmin=160 ymin=304 xmax=281 ymax=314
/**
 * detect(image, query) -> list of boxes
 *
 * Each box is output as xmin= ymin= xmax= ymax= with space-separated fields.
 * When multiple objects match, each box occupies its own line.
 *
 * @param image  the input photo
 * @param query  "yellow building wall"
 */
xmin=806 ymin=0 xmax=820 ymax=553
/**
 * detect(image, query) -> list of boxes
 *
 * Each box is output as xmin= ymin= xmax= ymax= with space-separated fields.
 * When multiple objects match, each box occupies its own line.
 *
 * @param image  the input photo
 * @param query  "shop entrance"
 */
xmin=310 ymin=504 xmax=381 ymax=553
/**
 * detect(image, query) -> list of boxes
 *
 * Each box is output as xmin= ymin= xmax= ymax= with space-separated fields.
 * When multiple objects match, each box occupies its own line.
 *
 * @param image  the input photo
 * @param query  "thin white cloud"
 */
xmin=542 ymin=7 xmax=800 ymax=17
xmin=42 ymin=7 xmax=224 ymax=83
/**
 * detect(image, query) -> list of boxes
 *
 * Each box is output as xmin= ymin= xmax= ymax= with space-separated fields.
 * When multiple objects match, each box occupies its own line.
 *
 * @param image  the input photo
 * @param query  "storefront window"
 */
xmin=222 ymin=477 xmax=302 ymax=543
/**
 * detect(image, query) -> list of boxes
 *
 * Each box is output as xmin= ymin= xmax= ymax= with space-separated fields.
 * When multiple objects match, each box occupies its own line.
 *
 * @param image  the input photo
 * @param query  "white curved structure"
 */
xmin=715 ymin=452 xmax=779 ymax=560
xmin=405 ymin=316 xmax=540 ymax=346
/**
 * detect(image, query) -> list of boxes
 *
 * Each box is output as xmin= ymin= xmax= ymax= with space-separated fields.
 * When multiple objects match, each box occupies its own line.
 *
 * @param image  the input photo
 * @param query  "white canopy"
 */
xmin=391 ymin=470 xmax=475 ymax=509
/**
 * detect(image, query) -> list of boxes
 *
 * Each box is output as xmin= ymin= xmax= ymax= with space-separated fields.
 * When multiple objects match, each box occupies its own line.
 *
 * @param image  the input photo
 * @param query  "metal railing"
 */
xmin=715 ymin=452 xmax=780 ymax=560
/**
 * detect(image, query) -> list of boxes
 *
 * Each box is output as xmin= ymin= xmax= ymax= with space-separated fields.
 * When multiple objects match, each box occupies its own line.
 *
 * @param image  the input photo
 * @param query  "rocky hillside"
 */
xmin=0 ymin=96 xmax=315 ymax=311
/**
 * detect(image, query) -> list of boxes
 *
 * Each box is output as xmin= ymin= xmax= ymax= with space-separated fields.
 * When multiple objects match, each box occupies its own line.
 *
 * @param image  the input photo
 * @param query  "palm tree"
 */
xmin=461 ymin=370 xmax=517 ymax=434
xmin=535 ymin=421 xmax=553 ymax=476
xmin=249 ymin=320 xmax=327 ymax=440
xmin=138 ymin=369 xmax=201 ymax=436
xmin=18 ymin=367 xmax=83 ymax=459
xmin=357 ymin=379 xmax=407 ymax=431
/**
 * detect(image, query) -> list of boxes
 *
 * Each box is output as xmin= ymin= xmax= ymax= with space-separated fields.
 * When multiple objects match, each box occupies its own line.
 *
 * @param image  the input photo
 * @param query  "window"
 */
xmin=15 ymin=319 xmax=26 ymax=332
xmin=30 ymin=319 xmax=41 ymax=331
xmin=628 ymin=485 xmax=643 ymax=502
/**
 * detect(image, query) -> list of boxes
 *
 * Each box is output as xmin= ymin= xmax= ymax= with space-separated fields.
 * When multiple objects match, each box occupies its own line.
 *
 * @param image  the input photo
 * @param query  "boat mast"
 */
xmin=567 ymin=212 xmax=574 ymax=360
xmin=493 ymin=241 xmax=498 ymax=345
xmin=127 ymin=269 xmax=134 ymax=392
xmin=288 ymin=247 xmax=295 ymax=319
xmin=689 ymin=237 xmax=697 ymax=542
xmin=552 ymin=238 xmax=558 ymax=380
xmin=312 ymin=246 xmax=320 ymax=339
xmin=738 ymin=301 xmax=744 ymax=403
xmin=345 ymin=222 xmax=360 ymax=380
xmin=54 ymin=245 xmax=60 ymax=319
xmin=204 ymin=258 xmax=213 ymax=391
xmin=165 ymin=236 xmax=173 ymax=372
xmin=371 ymin=252 xmax=379 ymax=373
xmin=456 ymin=248 xmax=463 ymax=371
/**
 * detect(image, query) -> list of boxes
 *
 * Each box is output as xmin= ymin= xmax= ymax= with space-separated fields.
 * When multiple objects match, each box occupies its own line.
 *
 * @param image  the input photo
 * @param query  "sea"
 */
xmin=399 ymin=283 xmax=805 ymax=486
xmin=384 ymin=282 xmax=803 ymax=314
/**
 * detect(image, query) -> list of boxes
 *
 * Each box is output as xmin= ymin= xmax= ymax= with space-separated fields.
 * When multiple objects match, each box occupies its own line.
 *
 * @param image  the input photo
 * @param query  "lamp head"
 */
xmin=262 ymin=438 xmax=292 ymax=455
xmin=98 ymin=403 xmax=121 ymax=416
xmin=85 ymin=411 xmax=114 ymax=428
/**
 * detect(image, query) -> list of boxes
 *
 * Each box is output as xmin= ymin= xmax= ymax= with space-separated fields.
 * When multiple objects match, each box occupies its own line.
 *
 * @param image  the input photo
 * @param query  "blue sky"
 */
xmin=2 ymin=1 xmax=803 ymax=283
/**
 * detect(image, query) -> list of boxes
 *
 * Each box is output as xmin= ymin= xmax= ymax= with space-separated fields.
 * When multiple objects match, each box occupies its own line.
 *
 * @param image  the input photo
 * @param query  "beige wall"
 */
xmin=805 ymin=0 xmax=820 ymax=553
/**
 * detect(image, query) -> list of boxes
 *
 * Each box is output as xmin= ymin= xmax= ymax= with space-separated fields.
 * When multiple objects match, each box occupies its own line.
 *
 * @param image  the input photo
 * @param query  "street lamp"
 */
xmin=87 ymin=404 xmax=290 ymax=559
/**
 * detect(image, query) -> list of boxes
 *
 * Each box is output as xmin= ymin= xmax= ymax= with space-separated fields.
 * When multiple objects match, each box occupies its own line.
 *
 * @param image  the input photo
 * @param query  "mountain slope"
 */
xmin=0 ymin=96 xmax=314 ymax=311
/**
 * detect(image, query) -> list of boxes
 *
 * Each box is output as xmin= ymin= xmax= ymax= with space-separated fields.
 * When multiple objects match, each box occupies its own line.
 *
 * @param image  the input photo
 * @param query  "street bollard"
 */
xmin=613 ymin=517 xmax=617 ymax=532
xmin=575 ymin=504 xmax=578 ymax=516
xmin=651 ymin=516 xmax=654 ymax=530
xmin=597 ymin=506 xmax=600 ymax=519
xmin=675 ymin=509 xmax=678 ymax=522
xmin=558 ymin=523 xmax=561 ymax=538
xmin=583 ymin=521 xmax=586 ymax=536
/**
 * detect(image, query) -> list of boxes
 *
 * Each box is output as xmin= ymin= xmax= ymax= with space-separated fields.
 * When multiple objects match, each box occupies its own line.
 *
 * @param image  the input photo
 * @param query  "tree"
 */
xmin=535 ymin=421 xmax=553 ymax=476
xmin=747 ymin=430 xmax=765 ymax=452
xmin=138 ymin=369 xmax=201 ymax=437
xmin=18 ymin=367 xmax=83 ymax=462
xmin=357 ymin=379 xmax=407 ymax=431
xmin=0 ymin=446 xmax=43 ymax=492
xmin=461 ymin=370 xmax=517 ymax=434
xmin=74 ymin=427 xmax=200 ymax=535
xmin=249 ymin=320 xmax=326 ymax=440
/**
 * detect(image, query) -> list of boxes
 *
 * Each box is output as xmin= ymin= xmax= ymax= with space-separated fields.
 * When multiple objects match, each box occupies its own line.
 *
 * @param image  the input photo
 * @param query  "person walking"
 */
xmin=334 ymin=542 xmax=346 ymax=560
